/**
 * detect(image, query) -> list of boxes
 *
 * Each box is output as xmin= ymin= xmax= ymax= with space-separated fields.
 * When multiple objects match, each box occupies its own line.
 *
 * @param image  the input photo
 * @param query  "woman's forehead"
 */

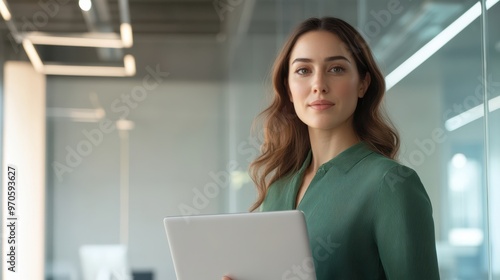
xmin=290 ymin=31 xmax=353 ymax=63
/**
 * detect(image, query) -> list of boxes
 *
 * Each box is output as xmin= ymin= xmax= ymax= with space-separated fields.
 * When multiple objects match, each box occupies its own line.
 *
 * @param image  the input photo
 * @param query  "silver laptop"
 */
xmin=163 ymin=210 xmax=316 ymax=280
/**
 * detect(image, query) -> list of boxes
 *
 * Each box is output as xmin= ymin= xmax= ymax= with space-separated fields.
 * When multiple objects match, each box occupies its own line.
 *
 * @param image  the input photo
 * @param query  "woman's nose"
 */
xmin=312 ymin=74 xmax=329 ymax=94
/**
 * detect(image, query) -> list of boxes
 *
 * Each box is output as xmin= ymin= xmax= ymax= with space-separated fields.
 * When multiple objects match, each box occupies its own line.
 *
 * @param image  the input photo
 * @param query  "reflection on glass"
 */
xmin=447 ymin=153 xmax=484 ymax=277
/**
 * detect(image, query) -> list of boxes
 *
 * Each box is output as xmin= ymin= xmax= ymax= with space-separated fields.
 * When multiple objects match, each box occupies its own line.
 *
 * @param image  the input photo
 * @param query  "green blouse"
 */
xmin=261 ymin=142 xmax=440 ymax=279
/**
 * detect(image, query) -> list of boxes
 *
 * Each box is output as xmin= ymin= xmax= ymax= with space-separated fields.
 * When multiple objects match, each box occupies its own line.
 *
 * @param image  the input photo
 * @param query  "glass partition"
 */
xmin=383 ymin=1 xmax=488 ymax=277
xmin=226 ymin=0 xmax=499 ymax=278
xmin=486 ymin=1 xmax=500 ymax=278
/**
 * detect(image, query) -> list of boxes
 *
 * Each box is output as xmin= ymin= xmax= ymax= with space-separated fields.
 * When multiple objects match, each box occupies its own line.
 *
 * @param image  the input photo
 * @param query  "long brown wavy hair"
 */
xmin=249 ymin=17 xmax=399 ymax=211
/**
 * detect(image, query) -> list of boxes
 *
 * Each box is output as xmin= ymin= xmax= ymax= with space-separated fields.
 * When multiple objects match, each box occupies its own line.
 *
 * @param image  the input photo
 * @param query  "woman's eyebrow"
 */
xmin=291 ymin=55 xmax=351 ymax=64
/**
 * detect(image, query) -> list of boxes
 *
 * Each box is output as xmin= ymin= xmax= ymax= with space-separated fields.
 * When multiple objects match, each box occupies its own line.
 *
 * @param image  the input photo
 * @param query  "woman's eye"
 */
xmin=330 ymin=66 xmax=345 ymax=73
xmin=296 ymin=68 xmax=310 ymax=75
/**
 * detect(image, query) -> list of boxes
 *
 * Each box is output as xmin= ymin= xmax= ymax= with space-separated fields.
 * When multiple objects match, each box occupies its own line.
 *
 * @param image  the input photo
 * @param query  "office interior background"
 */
xmin=0 ymin=0 xmax=499 ymax=279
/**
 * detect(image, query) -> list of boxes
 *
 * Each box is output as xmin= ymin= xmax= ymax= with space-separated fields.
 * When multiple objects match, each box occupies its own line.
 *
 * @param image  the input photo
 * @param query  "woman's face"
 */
xmin=287 ymin=31 xmax=369 ymax=132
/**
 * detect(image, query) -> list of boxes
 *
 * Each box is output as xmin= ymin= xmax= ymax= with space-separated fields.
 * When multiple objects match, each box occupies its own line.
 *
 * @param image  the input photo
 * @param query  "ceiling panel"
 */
xmin=1 ymin=0 xmax=499 ymax=81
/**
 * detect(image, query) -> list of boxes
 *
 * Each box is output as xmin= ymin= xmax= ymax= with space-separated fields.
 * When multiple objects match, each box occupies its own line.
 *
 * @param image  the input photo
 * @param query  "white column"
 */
xmin=2 ymin=61 xmax=46 ymax=280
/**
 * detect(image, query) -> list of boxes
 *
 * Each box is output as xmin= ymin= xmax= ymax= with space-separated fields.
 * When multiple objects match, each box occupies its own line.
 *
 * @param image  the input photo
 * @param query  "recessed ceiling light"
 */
xmin=79 ymin=0 xmax=92 ymax=12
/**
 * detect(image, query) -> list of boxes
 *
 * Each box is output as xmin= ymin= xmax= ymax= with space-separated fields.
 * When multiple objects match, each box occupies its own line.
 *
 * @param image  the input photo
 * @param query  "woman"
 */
xmin=225 ymin=17 xmax=440 ymax=279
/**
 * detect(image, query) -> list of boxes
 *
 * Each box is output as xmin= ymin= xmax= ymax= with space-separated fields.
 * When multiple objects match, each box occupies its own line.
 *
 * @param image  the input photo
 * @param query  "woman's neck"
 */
xmin=307 ymin=125 xmax=360 ymax=173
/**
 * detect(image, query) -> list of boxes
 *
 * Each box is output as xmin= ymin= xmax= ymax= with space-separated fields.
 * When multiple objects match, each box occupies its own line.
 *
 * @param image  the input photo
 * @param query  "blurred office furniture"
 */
xmin=79 ymin=245 xmax=131 ymax=280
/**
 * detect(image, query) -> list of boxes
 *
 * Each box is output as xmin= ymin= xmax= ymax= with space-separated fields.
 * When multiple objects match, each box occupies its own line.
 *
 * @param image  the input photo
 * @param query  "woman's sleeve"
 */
xmin=373 ymin=165 xmax=440 ymax=279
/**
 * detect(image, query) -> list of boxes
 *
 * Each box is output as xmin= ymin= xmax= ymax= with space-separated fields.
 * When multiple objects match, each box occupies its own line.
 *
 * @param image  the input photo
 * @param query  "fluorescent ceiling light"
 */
xmin=449 ymin=228 xmax=483 ymax=246
xmin=79 ymin=0 xmax=92 ymax=12
xmin=384 ymin=0 xmax=500 ymax=132
xmin=4 ymin=0 xmax=134 ymax=76
xmin=124 ymin=54 xmax=136 ymax=76
xmin=116 ymin=119 xmax=135 ymax=131
xmin=43 ymin=65 xmax=131 ymax=77
xmin=47 ymin=108 xmax=105 ymax=122
xmin=445 ymin=103 xmax=483 ymax=131
xmin=386 ymin=0 xmax=500 ymax=90
xmin=25 ymin=32 xmax=124 ymax=48
xmin=486 ymin=0 xmax=500 ymax=9
xmin=386 ymin=2 xmax=481 ymax=91
xmin=0 ymin=0 xmax=11 ymax=21
xmin=445 ymin=96 xmax=500 ymax=131
xmin=22 ymin=39 xmax=44 ymax=72
xmin=23 ymin=29 xmax=134 ymax=49
xmin=42 ymin=53 xmax=136 ymax=77
xmin=120 ymin=23 xmax=133 ymax=48
xmin=22 ymin=38 xmax=136 ymax=77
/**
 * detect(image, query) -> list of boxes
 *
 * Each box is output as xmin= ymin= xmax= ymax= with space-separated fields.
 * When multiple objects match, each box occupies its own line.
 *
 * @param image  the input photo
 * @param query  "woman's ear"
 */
xmin=358 ymin=72 xmax=371 ymax=98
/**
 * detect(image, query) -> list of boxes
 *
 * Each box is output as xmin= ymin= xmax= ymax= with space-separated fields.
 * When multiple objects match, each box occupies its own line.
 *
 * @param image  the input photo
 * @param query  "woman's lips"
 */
xmin=309 ymin=100 xmax=334 ymax=110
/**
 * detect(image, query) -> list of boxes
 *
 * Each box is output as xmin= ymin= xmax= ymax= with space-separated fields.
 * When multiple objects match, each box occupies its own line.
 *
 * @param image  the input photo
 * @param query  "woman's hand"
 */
xmin=222 ymin=276 xmax=232 ymax=280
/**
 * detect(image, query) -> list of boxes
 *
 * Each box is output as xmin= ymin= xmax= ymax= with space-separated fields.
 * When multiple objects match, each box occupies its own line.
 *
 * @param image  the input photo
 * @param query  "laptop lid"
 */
xmin=163 ymin=210 xmax=316 ymax=280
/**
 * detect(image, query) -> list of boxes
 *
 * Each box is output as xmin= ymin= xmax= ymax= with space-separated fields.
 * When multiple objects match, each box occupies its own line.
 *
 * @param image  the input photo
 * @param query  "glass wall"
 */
xmin=226 ymin=0 xmax=499 ymax=279
xmin=383 ymin=1 xmax=487 ymax=277
xmin=486 ymin=1 xmax=500 ymax=277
